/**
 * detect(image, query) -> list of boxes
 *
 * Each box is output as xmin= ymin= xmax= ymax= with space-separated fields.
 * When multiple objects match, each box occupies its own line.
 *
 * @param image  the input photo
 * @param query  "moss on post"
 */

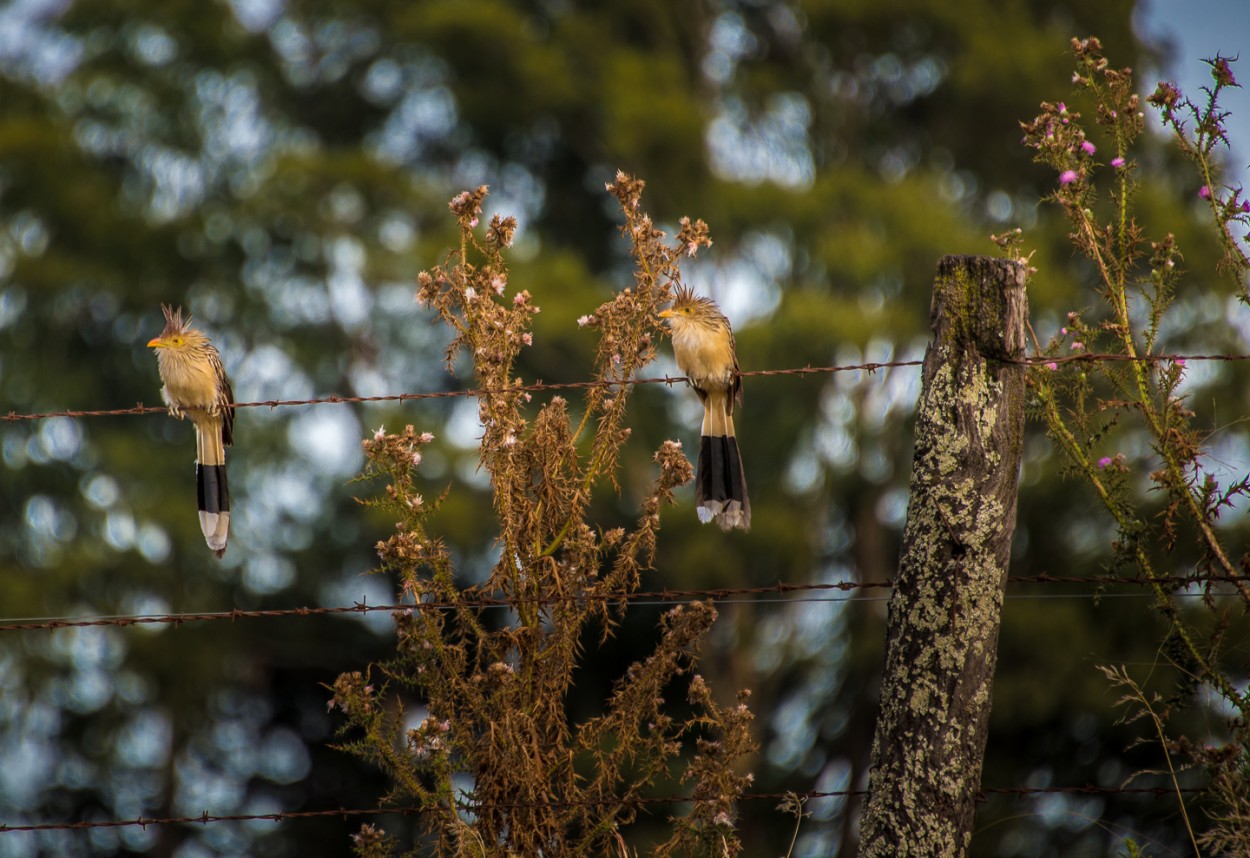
xmin=857 ymin=255 xmax=1028 ymax=858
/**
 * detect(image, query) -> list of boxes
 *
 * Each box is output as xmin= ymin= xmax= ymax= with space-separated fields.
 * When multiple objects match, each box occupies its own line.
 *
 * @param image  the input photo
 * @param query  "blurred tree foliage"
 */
xmin=0 ymin=1 xmax=1243 ymax=856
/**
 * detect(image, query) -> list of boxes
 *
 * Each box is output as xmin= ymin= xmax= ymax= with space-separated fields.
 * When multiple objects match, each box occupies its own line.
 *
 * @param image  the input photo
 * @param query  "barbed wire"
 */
xmin=1 ymin=355 xmax=1234 ymax=841
xmin=4 ymin=362 xmax=908 ymax=423
xmin=2 ymin=573 xmax=1245 ymax=634
xmin=0 ymin=784 xmax=1199 ymax=835
xmin=2 ymin=351 xmax=1245 ymax=424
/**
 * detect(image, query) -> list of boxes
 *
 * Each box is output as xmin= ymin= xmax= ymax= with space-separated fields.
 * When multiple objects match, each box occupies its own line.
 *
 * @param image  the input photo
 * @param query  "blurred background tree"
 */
xmin=1 ymin=1 xmax=1247 ymax=856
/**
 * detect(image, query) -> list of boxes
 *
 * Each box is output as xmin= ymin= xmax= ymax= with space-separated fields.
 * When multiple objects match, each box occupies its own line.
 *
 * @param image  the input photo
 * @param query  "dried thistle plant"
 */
xmin=334 ymin=174 xmax=756 ymax=857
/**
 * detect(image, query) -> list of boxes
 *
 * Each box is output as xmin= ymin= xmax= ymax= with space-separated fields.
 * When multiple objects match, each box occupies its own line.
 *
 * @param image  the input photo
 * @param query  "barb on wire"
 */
xmin=2 ymin=573 xmax=1247 ymax=634
xmin=0 ymin=783 xmax=1198 ymax=834
xmin=4 ymin=352 xmax=1246 ymax=424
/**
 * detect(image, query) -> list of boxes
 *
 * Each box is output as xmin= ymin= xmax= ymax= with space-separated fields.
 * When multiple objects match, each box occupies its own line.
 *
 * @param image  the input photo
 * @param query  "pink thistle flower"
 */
xmin=1081 ymin=140 xmax=1096 ymax=155
xmin=1071 ymin=341 xmax=1085 ymax=350
xmin=419 ymin=432 xmax=435 ymax=443
xmin=1059 ymin=170 xmax=1079 ymax=185
xmin=491 ymin=275 xmax=506 ymax=294
xmin=1111 ymin=157 xmax=1126 ymax=168
xmin=1097 ymin=456 xmax=1113 ymax=469
xmin=577 ymin=314 xmax=594 ymax=327
xmin=1241 ymin=200 xmax=1250 ymax=213
xmin=373 ymin=425 xmax=386 ymax=441
xmin=1046 ymin=362 xmax=1058 ymax=371
xmin=521 ymin=332 xmax=533 ymax=346
xmin=1175 ymin=358 xmax=1187 ymax=366
xmin=1061 ymin=327 xmax=1068 ymax=335
xmin=1199 ymin=185 xmax=1211 ymax=200
xmin=513 ymin=291 xmax=529 ymax=306
xmin=464 ymin=286 xmax=477 ymax=301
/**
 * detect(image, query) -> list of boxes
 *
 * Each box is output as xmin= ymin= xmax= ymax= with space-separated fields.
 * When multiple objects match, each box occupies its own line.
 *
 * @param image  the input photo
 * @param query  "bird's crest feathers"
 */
xmin=668 ymin=284 xmax=717 ymax=312
xmin=160 ymin=304 xmax=192 ymax=339
xmin=664 ymin=286 xmax=725 ymax=327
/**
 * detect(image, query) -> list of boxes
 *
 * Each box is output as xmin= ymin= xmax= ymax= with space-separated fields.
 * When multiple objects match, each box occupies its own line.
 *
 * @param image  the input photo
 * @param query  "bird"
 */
xmin=659 ymin=285 xmax=750 ymax=531
xmin=147 ymin=304 xmax=235 ymax=557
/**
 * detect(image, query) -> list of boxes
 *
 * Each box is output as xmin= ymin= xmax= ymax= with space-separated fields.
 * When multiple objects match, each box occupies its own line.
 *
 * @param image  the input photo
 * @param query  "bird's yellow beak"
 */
xmin=658 ymin=308 xmax=675 ymax=319
xmin=147 ymin=337 xmax=165 ymax=348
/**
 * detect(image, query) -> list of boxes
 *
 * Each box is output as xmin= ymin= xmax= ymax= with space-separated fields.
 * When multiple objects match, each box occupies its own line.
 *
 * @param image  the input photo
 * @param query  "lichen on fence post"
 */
xmin=857 ymin=255 xmax=1028 ymax=858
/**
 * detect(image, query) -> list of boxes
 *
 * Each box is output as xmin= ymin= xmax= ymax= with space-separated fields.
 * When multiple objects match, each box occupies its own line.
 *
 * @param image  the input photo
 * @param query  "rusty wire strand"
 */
xmin=1 ymin=574 xmax=1246 ymax=634
xmin=0 ymin=784 xmax=1200 ymax=834
xmin=2 ymin=352 xmax=1242 ymax=424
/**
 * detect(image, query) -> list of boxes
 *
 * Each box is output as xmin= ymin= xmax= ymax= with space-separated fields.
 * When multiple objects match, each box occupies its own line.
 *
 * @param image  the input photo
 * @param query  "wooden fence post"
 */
xmin=857 ymin=255 xmax=1028 ymax=857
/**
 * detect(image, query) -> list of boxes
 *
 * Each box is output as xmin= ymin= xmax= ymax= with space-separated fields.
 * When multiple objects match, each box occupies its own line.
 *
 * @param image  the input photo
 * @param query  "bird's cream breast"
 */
xmin=670 ymin=323 xmax=735 ymax=390
xmin=159 ymin=351 xmax=220 ymax=408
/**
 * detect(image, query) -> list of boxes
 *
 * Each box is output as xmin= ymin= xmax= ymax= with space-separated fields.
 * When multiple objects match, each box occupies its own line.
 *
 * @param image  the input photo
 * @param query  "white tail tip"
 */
xmin=199 ymin=510 xmax=230 ymax=558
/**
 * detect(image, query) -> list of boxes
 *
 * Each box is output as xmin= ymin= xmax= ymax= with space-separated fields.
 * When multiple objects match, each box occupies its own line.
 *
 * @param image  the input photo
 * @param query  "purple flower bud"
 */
xmin=1059 ymin=170 xmax=1079 ymax=185
xmin=1111 ymin=157 xmax=1126 ymax=169
xmin=1199 ymin=185 xmax=1211 ymax=200
xmin=1097 ymin=457 xmax=1113 ymax=469
xmin=1212 ymin=57 xmax=1237 ymax=87
xmin=1081 ymin=140 xmax=1096 ymax=155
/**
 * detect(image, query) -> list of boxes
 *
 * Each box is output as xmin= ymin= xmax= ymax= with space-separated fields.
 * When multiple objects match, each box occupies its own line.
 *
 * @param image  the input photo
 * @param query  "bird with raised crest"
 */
xmin=147 ymin=305 xmax=235 ymax=557
xmin=660 ymin=286 xmax=750 ymax=531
